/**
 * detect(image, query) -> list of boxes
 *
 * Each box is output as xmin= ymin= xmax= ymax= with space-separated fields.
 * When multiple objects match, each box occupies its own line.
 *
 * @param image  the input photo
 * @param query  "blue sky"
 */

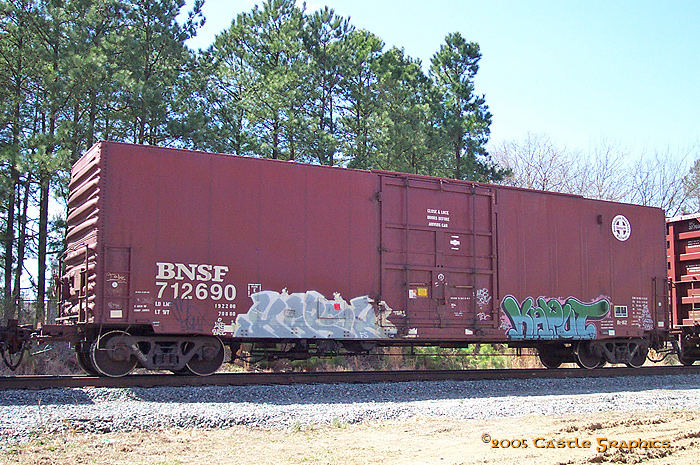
xmin=184 ymin=0 xmax=700 ymax=156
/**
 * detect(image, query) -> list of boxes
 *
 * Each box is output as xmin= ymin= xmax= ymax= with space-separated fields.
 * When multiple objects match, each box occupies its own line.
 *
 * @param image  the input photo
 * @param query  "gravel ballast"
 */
xmin=1 ymin=373 xmax=700 ymax=445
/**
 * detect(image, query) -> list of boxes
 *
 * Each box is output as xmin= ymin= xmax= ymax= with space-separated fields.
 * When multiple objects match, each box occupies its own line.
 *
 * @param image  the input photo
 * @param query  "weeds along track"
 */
xmin=2 ymin=366 xmax=700 ymax=391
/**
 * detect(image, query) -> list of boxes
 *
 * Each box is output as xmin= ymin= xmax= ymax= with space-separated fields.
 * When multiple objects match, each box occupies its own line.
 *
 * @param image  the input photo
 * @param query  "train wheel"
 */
xmin=75 ymin=345 xmax=101 ymax=376
xmin=538 ymin=349 xmax=563 ymax=369
xmin=680 ymin=356 xmax=695 ymax=366
xmin=185 ymin=337 xmax=225 ymax=376
xmin=575 ymin=341 xmax=604 ymax=369
xmin=626 ymin=345 xmax=648 ymax=368
xmin=90 ymin=331 xmax=137 ymax=377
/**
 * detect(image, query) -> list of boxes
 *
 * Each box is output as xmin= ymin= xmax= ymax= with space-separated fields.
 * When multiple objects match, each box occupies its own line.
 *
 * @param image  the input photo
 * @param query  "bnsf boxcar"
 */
xmin=52 ymin=141 xmax=669 ymax=376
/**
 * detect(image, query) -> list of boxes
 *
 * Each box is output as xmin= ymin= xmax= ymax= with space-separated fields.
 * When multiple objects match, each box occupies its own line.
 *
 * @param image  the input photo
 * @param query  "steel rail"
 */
xmin=2 ymin=365 xmax=700 ymax=391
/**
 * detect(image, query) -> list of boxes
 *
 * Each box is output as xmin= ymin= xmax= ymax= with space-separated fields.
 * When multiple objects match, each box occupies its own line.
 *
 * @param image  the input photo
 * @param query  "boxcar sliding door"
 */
xmin=378 ymin=174 xmax=498 ymax=339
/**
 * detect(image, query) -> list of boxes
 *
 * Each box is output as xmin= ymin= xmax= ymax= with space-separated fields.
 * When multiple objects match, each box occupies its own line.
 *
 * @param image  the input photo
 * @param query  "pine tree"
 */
xmin=430 ymin=32 xmax=503 ymax=181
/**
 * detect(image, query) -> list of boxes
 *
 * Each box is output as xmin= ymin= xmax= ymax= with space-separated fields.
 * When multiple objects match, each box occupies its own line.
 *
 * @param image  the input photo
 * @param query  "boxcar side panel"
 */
xmin=496 ymin=187 xmax=668 ymax=342
xmin=95 ymin=142 xmax=385 ymax=339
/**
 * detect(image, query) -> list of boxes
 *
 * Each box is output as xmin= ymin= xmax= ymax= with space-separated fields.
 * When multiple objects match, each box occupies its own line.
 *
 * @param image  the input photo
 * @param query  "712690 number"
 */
xmin=155 ymin=282 xmax=237 ymax=301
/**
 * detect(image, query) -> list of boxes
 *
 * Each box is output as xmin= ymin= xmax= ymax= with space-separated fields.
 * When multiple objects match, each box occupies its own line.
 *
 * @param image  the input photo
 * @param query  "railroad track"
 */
xmin=2 ymin=365 xmax=700 ymax=391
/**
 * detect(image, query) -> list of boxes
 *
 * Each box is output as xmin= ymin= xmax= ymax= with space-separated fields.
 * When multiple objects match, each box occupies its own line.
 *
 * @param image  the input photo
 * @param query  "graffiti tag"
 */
xmin=501 ymin=295 xmax=610 ymax=340
xmin=476 ymin=288 xmax=492 ymax=308
xmin=171 ymin=299 xmax=205 ymax=332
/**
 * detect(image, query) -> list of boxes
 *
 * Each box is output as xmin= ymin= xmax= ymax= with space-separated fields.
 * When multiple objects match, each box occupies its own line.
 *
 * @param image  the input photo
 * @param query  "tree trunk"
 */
xmin=12 ymin=177 xmax=31 ymax=320
xmin=454 ymin=130 xmax=464 ymax=180
xmin=3 ymin=169 xmax=18 ymax=324
xmin=88 ymin=88 xmax=97 ymax=146
xmin=272 ymin=114 xmax=280 ymax=159
xmin=37 ymin=174 xmax=50 ymax=325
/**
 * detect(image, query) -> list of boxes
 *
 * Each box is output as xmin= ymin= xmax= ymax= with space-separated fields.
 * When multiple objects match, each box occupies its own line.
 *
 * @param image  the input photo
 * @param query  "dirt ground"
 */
xmin=3 ymin=409 xmax=700 ymax=465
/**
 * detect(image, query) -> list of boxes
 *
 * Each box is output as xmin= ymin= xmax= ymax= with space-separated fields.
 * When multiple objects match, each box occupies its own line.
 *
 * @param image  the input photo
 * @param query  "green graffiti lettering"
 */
xmin=502 ymin=295 xmax=609 ymax=340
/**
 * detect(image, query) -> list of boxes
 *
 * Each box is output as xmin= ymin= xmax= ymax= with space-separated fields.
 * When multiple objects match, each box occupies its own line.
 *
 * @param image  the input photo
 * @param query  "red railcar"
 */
xmin=666 ymin=214 xmax=700 ymax=364
xmin=34 ymin=141 xmax=669 ymax=376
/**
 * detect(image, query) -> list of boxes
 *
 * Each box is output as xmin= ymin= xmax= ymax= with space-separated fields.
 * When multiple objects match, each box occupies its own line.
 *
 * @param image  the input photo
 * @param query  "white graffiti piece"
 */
xmin=234 ymin=290 xmax=397 ymax=339
xmin=380 ymin=300 xmax=405 ymax=318
xmin=476 ymin=288 xmax=492 ymax=308
xmin=212 ymin=317 xmax=235 ymax=336
xmin=212 ymin=318 xmax=225 ymax=336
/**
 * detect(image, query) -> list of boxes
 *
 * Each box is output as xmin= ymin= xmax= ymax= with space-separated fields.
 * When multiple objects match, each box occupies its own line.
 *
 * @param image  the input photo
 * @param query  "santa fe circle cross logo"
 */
xmin=611 ymin=215 xmax=631 ymax=241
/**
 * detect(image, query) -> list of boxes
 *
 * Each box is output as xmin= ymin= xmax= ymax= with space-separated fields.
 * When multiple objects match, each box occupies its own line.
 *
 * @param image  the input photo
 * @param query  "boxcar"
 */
xmin=667 ymin=213 xmax=700 ymax=365
xmin=47 ymin=141 xmax=669 ymax=376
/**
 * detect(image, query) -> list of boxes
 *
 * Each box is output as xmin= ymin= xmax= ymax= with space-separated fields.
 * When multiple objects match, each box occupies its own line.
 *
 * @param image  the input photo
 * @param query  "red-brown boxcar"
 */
xmin=54 ymin=141 xmax=669 ymax=376
xmin=667 ymin=213 xmax=700 ymax=365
